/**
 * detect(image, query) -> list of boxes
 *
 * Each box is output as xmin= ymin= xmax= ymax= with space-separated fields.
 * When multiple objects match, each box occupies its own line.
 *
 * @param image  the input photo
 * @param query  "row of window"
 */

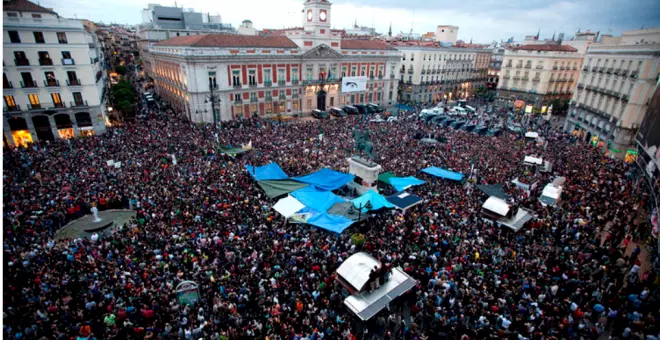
xmin=4 ymin=70 xmax=80 ymax=88
xmin=4 ymin=91 xmax=86 ymax=110
xmin=583 ymin=75 xmax=634 ymax=95
xmin=586 ymin=58 xmax=642 ymax=72
xmin=11 ymin=50 xmax=75 ymax=66
xmin=402 ymin=53 xmax=476 ymax=62
xmin=504 ymin=60 xmax=580 ymax=70
xmin=7 ymin=30 xmax=68 ymax=44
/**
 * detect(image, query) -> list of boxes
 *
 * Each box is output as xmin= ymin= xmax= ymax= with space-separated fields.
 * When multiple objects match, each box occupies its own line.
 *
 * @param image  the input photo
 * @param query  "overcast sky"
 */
xmin=42 ymin=0 xmax=660 ymax=43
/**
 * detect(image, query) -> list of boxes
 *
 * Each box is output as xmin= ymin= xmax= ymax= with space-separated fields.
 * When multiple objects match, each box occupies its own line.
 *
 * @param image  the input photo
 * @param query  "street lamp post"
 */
xmin=350 ymin=200 xmax=373 ymax=224
xmin=205 ymin=80 xmax=221 ymax=130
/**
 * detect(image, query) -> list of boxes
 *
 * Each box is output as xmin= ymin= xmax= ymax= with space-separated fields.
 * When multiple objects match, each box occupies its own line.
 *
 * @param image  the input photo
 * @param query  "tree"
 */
xmin=115 ymin=65 xmax=127 ymax=76
xmin=110 ymin=80 xmax=136 ymax=117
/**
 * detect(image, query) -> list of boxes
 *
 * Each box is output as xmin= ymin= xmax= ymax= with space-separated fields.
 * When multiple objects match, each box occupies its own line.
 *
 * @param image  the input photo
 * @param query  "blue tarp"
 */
xmin=421 ymin=167 xmax=464 ymax=181
xmin=245 ymin=163 xmax=288 ymax=181
xmin=307 ymin=213 xmax=354 ymax=233
xmin=389 ymin=176 xmax=426 ymax=191
xmin=291 ymin=186 xmax=346 ymax=213
xmin=351 ymin=190 xmax=395 ymax=211
xmin=294 ymin=168 xmax=354 ymax=191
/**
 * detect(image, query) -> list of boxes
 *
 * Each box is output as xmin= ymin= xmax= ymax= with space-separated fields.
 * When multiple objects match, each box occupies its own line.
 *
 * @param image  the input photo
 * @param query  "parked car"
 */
xmin=329 ymin=107 xmax=346 ymax=117
xmin=367 ymin=103 xmax=384 ymax=113
xmin=311 ymin=109 xmax=328 ymax=119
xmin=343 ymin=105 xmax=359 ymax=115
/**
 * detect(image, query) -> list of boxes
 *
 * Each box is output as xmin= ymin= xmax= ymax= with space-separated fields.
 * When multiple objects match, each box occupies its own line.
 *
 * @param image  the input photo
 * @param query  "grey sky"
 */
xmin=41 ymin=0 xmax=660 ymax=43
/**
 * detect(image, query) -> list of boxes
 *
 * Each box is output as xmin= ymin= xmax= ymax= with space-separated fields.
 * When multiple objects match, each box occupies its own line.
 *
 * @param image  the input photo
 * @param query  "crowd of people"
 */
xmin=3 ymin=69 xmax=658 ymax=340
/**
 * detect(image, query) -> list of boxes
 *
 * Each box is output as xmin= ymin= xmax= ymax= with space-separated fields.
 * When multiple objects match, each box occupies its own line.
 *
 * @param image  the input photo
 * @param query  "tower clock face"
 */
xmin=319 ymin=11 xmax=327 ymax=21
xmin=307 ymin=10 xmax=313 ymax=21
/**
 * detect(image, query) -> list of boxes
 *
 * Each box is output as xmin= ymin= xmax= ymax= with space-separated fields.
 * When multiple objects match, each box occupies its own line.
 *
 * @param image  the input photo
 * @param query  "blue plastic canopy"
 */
xmin=291 ymin=186 xmax=346 ymax=213
xmin=389 ymin=176 xmax=426 ymax=191
xmin=351 ymin=190 xmax=394 ymax=211
xmin=245 ymin=163 xmax=288 ymax=181
xmin=294 ymin=168 xmax=355 ymax=191
xmin=421 ymin=167 xmax=464 ymax=181
xmin=307 ymin=213 xmax=354 ymax=233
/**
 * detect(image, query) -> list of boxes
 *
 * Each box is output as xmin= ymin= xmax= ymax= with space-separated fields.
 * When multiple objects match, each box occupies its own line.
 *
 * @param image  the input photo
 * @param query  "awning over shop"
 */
xmin=245 ymin=162 xmax=288 ymax=180
xmin=272 ymin=195 xmax=305 ymax=218
xmin=291 ymin=186 xmax=346 ymax=213
xmin=476 ymin=184 xmax=508 ymax=200
xmin=378 ymin=171 xmax=395 ymax=185
xmin=307 ymin=213 xmax=354 ymax=234
xmin=389 ymin=176 xmax=426 ymax=191
xmin=294 ymin=168 xmax=354 ymax=191
xmin=421 ymin=166 xmax=464 ymax=181
xmin=257 ymin=179 xmax=309 ymax=198
xmin=351 ymin=190 xmax=394 ymax=212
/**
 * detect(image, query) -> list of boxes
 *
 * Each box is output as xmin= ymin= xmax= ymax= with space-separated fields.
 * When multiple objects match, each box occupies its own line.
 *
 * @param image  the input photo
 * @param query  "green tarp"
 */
xmin=378 ymin=172 xmax=395 ymax=185
xmin=257 ymin=180 xmax=309 ymax=198
xmin=220 ymin=147 xmax=249 ymax=156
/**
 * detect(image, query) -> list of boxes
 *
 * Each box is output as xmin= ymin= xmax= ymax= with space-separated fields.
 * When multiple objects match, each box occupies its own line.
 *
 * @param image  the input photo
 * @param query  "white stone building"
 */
xmin=3 ymin=0 xmax=108 ymax=147
xmin=497 ymin=44 xmax=582 ymax=113
xmin=394 ymin=45 xmax=490 ymax=103
xmin=564 ymin=38 xmax=660 ymax=157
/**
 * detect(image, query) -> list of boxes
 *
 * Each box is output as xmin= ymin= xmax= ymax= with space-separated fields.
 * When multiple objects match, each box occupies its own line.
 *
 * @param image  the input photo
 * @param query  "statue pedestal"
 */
xmin=347 ymin=156 xmax=382 ymax=190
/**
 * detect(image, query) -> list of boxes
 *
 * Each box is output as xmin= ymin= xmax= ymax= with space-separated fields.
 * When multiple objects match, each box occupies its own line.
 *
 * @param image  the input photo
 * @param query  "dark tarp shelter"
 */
xmin=257 ymin=180 xmax=309 ymax=198
xmin=476 ymin=184 xmax=508 ymax=200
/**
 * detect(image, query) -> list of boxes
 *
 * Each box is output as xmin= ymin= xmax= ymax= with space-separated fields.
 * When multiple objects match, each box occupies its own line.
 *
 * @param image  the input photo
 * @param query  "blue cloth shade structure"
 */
xmin=421 ymin=167 xmax=464 ymax=181
xmin=291 ymin=186 xmax=346 ymax=213
xmin=389 ymin=176 xmax=426 ymax=191
xmin=307 ymin=213 xmax=354 ymax=233
xmin=294 ymin=168 xmax=355 ymax=191
xmin=351 ymin=190 xmax=394 ymax=212
xmin=245 ymin=162 xmax=289 ymax=181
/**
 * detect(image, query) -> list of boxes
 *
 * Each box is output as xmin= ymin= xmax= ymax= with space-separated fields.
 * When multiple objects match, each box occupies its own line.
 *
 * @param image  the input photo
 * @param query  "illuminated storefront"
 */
xmin=11 ymin=130 xmax=33 ymax=147
xmin=58 ymin=128 xmax=74 ymax=139
xmin=79 ymin=127 xmax=95 ymax=137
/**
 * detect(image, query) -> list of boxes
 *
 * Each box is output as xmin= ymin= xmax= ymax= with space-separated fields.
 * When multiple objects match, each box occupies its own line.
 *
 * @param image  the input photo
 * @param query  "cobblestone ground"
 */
xmin=54 ymin=209 xmax=136 ymax=241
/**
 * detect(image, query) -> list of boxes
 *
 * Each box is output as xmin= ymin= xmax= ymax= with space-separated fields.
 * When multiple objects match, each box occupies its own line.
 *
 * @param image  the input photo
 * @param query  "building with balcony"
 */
xmin=487 ymin=48 xmax=504 ymax=89
xmin=150 ymin=0 xmax=400 ymax=122
xmin=137 ymin=3 xmax=234 ymax=81
xmin=3 ymin=0 xmax=108 ymax=147
xmin=497 ymin=44 xmax=581 ymax=113
xmin=394 ymin=45 xmax=491 ymax=103
xmin=564 ymin=38 xmax=660 ymax=158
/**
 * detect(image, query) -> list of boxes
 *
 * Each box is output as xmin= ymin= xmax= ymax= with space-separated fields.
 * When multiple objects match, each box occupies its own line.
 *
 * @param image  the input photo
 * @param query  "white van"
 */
xmin=465 ymin=105 xmax=476 ymax=113
xmin=540 ymin=183 xmax=562 ymax=206
xmin=454 ymin=107 xmax=467 ymax=116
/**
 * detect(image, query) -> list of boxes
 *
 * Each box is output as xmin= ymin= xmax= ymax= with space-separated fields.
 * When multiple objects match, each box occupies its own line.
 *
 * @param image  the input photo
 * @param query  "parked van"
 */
xmin=312 ymin=109 xmax=328 ymax=119
xmin=540 ymin=183 xmax=562 ymax=207
xmin=368 ymin=103 xmax=384 ymax=113
xmin=329 ymin=107 xmax=346 ymax=117
xmin=343 ymin=105 xmax=359 ymax=115
xmin=354 ymin=104 xmax=369 ymax=114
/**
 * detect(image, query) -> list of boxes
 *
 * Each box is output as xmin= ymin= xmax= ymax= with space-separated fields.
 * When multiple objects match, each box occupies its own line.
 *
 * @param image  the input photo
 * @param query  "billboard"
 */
xmin=341 ymin=76 xmax=367 ymax=93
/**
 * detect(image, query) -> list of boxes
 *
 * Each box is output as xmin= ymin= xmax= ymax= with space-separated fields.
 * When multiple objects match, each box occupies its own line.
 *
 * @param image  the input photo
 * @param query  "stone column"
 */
xmin=69 ymin=112 xmax=81 ymax=137
xmin=3 ymin=118 xmax=16 ymax=146
xmin=25 ymin=114 xmax=38 ymax=141
xmin=48 ymin=115 xmax=60 ymax=140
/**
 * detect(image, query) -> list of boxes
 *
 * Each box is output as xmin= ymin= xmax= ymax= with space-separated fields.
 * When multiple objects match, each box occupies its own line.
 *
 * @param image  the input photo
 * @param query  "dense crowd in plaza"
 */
xmin=3 ymin=71 xmax=658 ymax=340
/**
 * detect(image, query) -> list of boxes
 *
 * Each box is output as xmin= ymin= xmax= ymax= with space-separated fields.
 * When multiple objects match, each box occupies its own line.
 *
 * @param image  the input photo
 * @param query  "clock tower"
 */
xmin=302 ymin=0 xmax=331 ymax=32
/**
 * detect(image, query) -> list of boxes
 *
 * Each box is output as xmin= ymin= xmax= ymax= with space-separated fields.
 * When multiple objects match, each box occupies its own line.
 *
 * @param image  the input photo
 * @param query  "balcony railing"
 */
xmin=39 ymin=58 xmax=54 ymax=66
xmin=232 ymin=83 xmax=242 ymax=88
xmin=621 ymin=94 xmax=629 ymax=102
xmin=15 ymin=58 xmax=30 ymax=66
xmin=583 ymin=66 xmax=589 ymax=71
xmin=521 ymin=76 xmax=529 ymax=81
xmin=390 ymin=74 xmax=395 ymax=79
xmin=532 ymin=77 xmax=541 ymax=82
xmin=53 ymin=102 xmax=66 ymax=108
xmin=535 ymin=65 xmax=543 ymax=70
xmin=407 ymin=69 xmax=413 ymax=74
xmin=70 ymin=100 xmax=88 ymax=107
xmin=591 ymin=67 xmax=598 ymax=72
xmin=67 ymin=79 xmax=81 ymax=86
xmin=630 ymin=71 xmax=638 ymax=78
xmin=613 ymin=69 xmax=620 ymax=75
xmin=4 ymin=105 xmax=21 ymax=112
xmin=27 ymin=103 xmax=42 ymax=110
xmin=21 ymin=80 xmax=38 ymax=88
xmin=277 ymin=80 xmax=286 ymax=85
xmin=399 ymin=68 xmax=405 ymax=74
xmin=524 ymin=64 xmax=532 ymax=69
xmin=559 ymin=66 xmax=565 ymax=70
xmin=606 ymin=67 xmax=613 ymax=74
xmin=264 ymin=80 xmax=272 ymax=87
xmin=421 ymin=70 xmax=427 ymax=75
xmin=292 ymin=79 xmax=299 ymax=85
xmin=61 ymin=58 xmax=75 ymax=65
xmin=572 ymin=67 xmax=578 ymax=70
xmin=248 ymin=82 xmax=257 ymax=88
xmin=577 ymin=83 xmax=584 ymax=89
xmin=621 ymin=70 xmax=628 ymax=77
xmin=44 ymin=80 xmax=60 ymax=87
xmin=552 ymin=66 xmax=558 ymax=70
xmin=250 ymin=97 xmax=258 ymax=103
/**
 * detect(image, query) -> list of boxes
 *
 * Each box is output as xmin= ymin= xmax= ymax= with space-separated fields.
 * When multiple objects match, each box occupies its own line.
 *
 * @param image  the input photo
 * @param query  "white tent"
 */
xmin=525 ymin=131 xmax=539 ymax=139
xmin=273 ymin=195 xmax=305 ymax=219
xmin=483 ymin=196 xmax=510 ymax=216
xmin=523 ymin=156 xmax=543 ymax=166
xmin=336 ymin=252 xmax=380 ymax=292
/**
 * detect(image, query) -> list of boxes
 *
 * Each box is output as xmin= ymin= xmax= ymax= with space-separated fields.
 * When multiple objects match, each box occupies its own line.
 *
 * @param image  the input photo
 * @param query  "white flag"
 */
xmin=318 ymin=133 xmax=324 ymax=142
